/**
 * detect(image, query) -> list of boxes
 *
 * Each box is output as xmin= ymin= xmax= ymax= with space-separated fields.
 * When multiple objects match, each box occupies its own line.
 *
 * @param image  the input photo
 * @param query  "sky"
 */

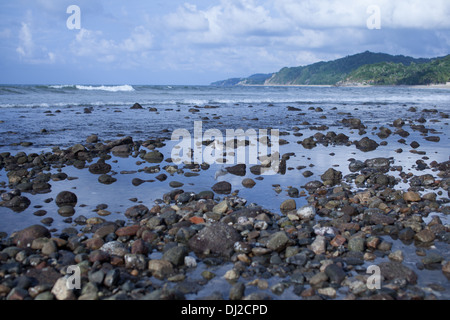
xmin=0 ymin=0 xmax=449 ymax=85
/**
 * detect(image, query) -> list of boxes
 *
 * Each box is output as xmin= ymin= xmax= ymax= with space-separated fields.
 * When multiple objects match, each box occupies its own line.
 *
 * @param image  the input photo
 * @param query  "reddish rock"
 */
xmin=115 ymin=225 xmax=140 ymax=237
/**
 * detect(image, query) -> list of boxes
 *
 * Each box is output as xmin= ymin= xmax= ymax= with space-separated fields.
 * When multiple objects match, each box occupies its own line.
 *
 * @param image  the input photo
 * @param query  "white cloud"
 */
xmin=16 ymin=21 xmax=56 ymax=64
xmin=16 ymin=23 xmax=34 ymax=57
xmin=71 ymin=26 xmax=153 ymax=65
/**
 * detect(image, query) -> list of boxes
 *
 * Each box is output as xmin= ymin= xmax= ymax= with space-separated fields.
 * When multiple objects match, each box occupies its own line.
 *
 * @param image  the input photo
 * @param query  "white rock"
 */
xmin=297 ymin=206 xmax=316 ymax=220
xmin=310 ymin=235 xmax=326 ymax=255
xmin=51 ymin=277 xmax=76 ymax=300
xmin=184 ymin=256 xmax=197 ymax=268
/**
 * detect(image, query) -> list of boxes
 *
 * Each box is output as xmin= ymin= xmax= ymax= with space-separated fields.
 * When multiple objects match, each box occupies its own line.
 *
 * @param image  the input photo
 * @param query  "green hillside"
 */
xmin=265 ymin=51 xmax=433 ymax=85
xmin=211 ymin=51 xmax=450 ymax=86
xmin=341 ymin=55 xmax=450 ymax=85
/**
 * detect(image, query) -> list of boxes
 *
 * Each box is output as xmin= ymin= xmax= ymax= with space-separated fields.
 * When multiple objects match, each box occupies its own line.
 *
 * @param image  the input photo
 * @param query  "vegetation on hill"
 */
xmin=340 ymin=54 xmax=450 ymax=86
xmin=211 ymin=51 xmax=449 ymax=86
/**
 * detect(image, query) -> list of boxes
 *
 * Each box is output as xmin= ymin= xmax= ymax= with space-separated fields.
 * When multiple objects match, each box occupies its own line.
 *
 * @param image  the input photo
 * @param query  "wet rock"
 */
xmin=143 ymin=151 xmax=164 ymax=163
xmin=98 ymin=174 xmax=117 ymax=184
xmin=55 ymin=191 xmax=78 ymax=207
xmin=304 ymin=180 xmax=323 ymax=192
xmin=280 ymin=199 xmax=296 ymax=213
xmin=125 ymin=204 xmax=149 ymax=219
xmin=162 ymin=246 xmax=188 ymax=267
xmin=130 ymin=103 xmax=143 ymax=109
xmin=403 ymin=191 xmax=421 ymax=202
xmin=188 ymin=222 xmax=241 ymax=258
xmin=393 ymin=118 xmax=405 ymax=127
xmin=266 ymin=231 xmax=289 ymax=252
xmin=425 ymin=136 xmax=440 ymax=142
xmin=348 ymin=237 xmax=365 ymax=252
xmin=242 ymin=178 xmax=256 ymax=188
xmin=212 ymin=181 xmax=232 ymax=195
xmin=12 ymin=225 xmax=50 ymax=248
xmin=310 ymin=235 xmax=326 ymax=255
xmin=321 ymin=168 xmax=342 ymax=186
xmin=51 ymin=277 xmax=76 ymax=300
xmin=378 ymin=262 xmax=418 ymax=284
xmin=148 ymin=260 xmax=174 ymax=279
xmin=414 ymin=229 xmax=435 ymax=243
xmin=88 ymin=162 xmax=112 ymax=175
xmin=349 ymin=160 xmax=365 ymax=172
xmin=297 ymin=206 xmax=316 ymax=220
xmin=355 ymin=137 xmax=379 ymax=152
xmin=2 ymin=196 xmax=31 ymax=211
xmin=342 ymin=118 xmax=364 ymax=129
xmin=325 ymin=264 xmax=346 ymax=285
xmin=226 ymin=164 xmax=246 ymax=176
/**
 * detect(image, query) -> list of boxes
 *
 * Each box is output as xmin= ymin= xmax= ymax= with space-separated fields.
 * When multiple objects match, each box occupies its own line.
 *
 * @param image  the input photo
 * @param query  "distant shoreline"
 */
xmin=238 ymin=83 xmax=450 ymax=89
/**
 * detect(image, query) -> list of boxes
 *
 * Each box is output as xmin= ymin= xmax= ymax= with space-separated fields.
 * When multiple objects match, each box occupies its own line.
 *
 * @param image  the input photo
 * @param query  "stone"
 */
xmin=124 ymin=254 xmax=147 ymax=270
xmin=98 ymin=174 xmax=117 ymax=184
xmin=162 ymin=246 xmax=188 ymax=267
xmin=414 ymin=229 xmax=435 ymax=243
xmin=297 ymin=206 xmax=315 ymax=220
xmin=104 ymin=269 xmax=120 ymax=287
xmin=115 ymin=225 xmax=140 ymax=237
xmin=309 ymin=272 xmax=328 ymax=286
xmin=325 ymin=264 xmax=346 ymax=285
xmin=212 ymin=181 xmax=232 ymax=194
xmin=125 ymin=204 xmax=149 ymax=219
xmin=355 ymin=137 xmax=379 ymax=152
xmin=348 ymin=237 xmax=365 ymax=252
xmin=148 ymin=260 xmax=174 ymax=279
xmin=130 ymin=103 xmax=143 ymax=109
xmin=242 ymin=178 xmax=256 ymax=188
xmin=188 ymin=222 xmax=241 ymax=257
xmin=55 ymin=191 xmax=78 ymax=207
xmin=213 ymin=201 xmax=229 ymax=214
xmin=403 ymin=191 xmax=421 ymax=202
xmin=320 ymin=168 xmax=342 ymax=186
xmin=229 ymin=282 xmax=245 ymax=300
xmin=143 ymin=151 xmax=164 ymax=163
xmin=310 ymin=235 xmax=326 ymax=255
xmin=378 ymin=262 xmax=418 ymax=284
xmin=226 ymin=164 xmax=246 ymax=176
xmin=398 ymin=227 xmax=415 ymax=241
xmin=88 ymin=162 xmax=112 ymax=175
xmin=280 ymin=199 xmax=296 ymax=213
xmin=51 ymin=277 xmax=76 ymax=300
xmin=12 ymin=225 xmax=50 ymax=248
xmin=100 ymin=241 xmax=128 ymax=257
xmin=388 ymin=250 xmax=404 ymax=262
xmin=266 ymin=231 xmax=289 ymax=252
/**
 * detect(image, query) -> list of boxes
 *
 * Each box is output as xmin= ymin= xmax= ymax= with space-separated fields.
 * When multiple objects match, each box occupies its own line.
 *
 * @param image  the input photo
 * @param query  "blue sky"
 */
xmin=0 ymin=0 xmax=449 ymax=85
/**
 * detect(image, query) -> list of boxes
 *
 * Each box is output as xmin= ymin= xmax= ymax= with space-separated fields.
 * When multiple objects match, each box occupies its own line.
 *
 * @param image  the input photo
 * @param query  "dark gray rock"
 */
xmin=188 ymin=222 xmax=241 ymax=258
xmin=379 ymin=261 xmax=418 ymax=284
xmin=325 ymin=264 xmax=346 ymax=285
xmin=212 ymin=181 xmax=232 ymax=195
xmin=355 ymin=137 xmax=379 ymax=152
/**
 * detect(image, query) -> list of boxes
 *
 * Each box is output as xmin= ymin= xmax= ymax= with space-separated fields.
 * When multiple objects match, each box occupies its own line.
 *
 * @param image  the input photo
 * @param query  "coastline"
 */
xmin=238 ymin=83 xmax=450 ymax=89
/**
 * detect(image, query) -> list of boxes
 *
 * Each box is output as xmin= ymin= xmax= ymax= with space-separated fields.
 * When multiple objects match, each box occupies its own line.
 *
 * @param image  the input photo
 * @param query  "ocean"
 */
xmin=0 ymin=84 xmax=449 ymax=151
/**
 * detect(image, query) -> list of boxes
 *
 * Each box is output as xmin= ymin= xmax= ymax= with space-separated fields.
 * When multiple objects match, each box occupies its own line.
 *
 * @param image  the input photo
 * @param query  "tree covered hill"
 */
xmin=211 ymin=51 xmax=449 ymax=86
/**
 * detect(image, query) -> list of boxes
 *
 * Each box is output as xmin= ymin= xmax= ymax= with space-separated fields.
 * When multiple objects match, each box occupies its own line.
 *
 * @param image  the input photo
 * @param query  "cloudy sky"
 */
xmin=0 ymin=0 xmax=449 ymax=85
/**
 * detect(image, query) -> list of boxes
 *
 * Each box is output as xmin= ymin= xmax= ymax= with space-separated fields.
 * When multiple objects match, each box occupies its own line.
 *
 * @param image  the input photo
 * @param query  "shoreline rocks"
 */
xmin=0 ymin=131 xmax=449 ymax=301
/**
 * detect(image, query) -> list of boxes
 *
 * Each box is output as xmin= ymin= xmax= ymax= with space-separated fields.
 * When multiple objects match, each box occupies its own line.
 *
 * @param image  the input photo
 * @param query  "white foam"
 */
xmin=75 ymin=85 xmax=135 ymax=92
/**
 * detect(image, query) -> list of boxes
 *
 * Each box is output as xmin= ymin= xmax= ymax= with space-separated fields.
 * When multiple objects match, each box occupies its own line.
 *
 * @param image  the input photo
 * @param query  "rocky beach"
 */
xmin=0 ymin=85 xmax=449 ymax=301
